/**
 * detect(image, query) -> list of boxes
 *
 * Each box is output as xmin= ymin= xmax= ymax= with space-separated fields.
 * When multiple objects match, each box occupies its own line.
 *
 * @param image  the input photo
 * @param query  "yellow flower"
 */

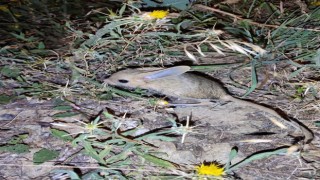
xmin=196 ymin=162 xmax=225 ymax=176
xmin=155 ymin=99 xmax=169 ymax=106
xmin=107 ymin=8 xmax=118 ymax=19
xmin=149 ymin=10 xmax=169 ymax=19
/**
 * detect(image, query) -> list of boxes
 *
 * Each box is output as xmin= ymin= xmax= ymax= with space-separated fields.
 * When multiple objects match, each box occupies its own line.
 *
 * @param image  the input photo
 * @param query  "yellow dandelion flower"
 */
xmin=155 ymin=99 xmax=169 ymax=106
xmin=149 ymin=10 xmax=169 ymax=19
xmin=196 ymin=162 xmax=225 ymax=176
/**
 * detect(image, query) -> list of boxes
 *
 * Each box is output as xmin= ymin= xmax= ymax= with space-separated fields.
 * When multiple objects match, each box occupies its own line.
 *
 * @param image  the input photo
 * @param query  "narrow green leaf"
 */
xmin=98 ymin=146 xmax=112 ymax=160
xmin=104 ymin=150 xmax=129 ymax=164
xmin=140 ymin=154 xmax=175 ymax=169
xmin=242 ymin=59 xmax=257 ymax=98
xmin=143 ymin=135 xmax=176 ymax=141
xmin=229 ymin=148 xmax=288 ymax=171
xmin=52 ymin=112 xmax=79 ymax=118
xmin=103 ymin=111 xmax=114 ymax=119
xmin=83 ymin=141 xmax=105 ymax=164
xmin=52 ymin=170 xmax=81 ymax=180
xmin=135 ymin=130 xmax=174 ymax=141
xmin=53 ymin=105 xmax=73 ymax=111
xmin=288 ymin=67 xmax=306 ymax=79
xmin=93 ymin=116 xmax=101 ymax=124
xmin=190 ymin=63 xmax=242 ymax=72
xmin=119 ymin=4 xmax=126 ymax=16
xmin=107 ymin=86 xmax=143 ymax=99
xmin=312 ymin=49 xmax=320 ymax=66
xmin=225 ymin=147 xmax=238 ymax=171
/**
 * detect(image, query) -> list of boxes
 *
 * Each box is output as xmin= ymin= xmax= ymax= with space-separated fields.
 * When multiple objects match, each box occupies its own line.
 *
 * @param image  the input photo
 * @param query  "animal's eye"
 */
xmin=118 ymin=79 xmax=129 ymax=83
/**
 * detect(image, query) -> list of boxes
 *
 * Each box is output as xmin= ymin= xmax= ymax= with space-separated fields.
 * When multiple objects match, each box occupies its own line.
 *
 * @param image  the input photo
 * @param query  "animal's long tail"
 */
xmin=222 ymin=95 xmax=314 ymax=144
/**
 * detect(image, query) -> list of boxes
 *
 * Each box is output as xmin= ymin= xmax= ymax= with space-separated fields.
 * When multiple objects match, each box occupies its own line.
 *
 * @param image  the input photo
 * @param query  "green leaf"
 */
xmin=190 ymin=64 xmax=242 ymax=72
xmin=119 ymin=4 xmax=126 ymax=16
xmin=242 ymin=59 xmax=258 ymax=98
xmin=99 ymin=92 xmax=113 ymax=100
xmin=83 ymin=141 xmax=105 ymax=164
xmin=0 ymin=144 xmax=30 ymax=154
xmin=143 ymin=135 xmax=176 ymax=141
xmin=141 ymin=0 xmax=191 ymax=10
xmin=312 ymin=48 xmax=320 ymax=66
xmin=103 ymin=111 xmax=114 ymax=119
xmin=107 ymin=86 xmax=143 ymax=99
xmin=52 ymin=112 xmax=79 ymax=118
xmin=140 ymin=153 xmax=175 ymax=169
xmin=225 ymin=147 xmax=238 ymax=171
xmin=104 ymin=149 xmax=129 ymax=164
xmin=33 ymin=148 xmax=59 ymax=164
xmin=51 ymin=129 xmax=73 ymax=142
xmin=135 ymin=129 xmax=174 ymax=141
xmin=0 ymin=94 xmax=14 ymax=104
xmin=52 ymin=170 xmax=81 ymax=180
xmin=82 ymin=171 xmax=104 ymax=180
xmin=93 ymin=116 xmax=101 ymax=124
xmin=1 ymin=66 xmax=20 ymax=78
xmin=53 ymin=105 xmax=73 ymax=111
xmin=38 ymin=42 xmax=45 ymax=49
xmin=229 ymin=148 xmax=288 ymax=171
xmin=8 ymin=134 xmax=29 ymax=144
xmin=288 ymin=67 xmax=306 ymax=79
xmin=98 ymin=146 xmax=112 ymax=160
xmin=11 ymin=32 xmax=37 ymax=42
xmin=53 ymin=98 xmax=67 ymax=106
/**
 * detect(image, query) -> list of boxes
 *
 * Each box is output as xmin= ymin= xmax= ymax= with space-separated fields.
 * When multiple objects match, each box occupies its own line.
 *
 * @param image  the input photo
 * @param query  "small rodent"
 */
xmin=105 ymin=66 xmax=313 ymax=143
xmin=105 ymin=66 xmax=276 ymax=115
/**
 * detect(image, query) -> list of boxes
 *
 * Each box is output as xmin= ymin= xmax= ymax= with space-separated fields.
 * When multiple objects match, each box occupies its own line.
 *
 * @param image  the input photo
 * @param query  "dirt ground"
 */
xmin=1 ymin=61 xmax=319 ymax=179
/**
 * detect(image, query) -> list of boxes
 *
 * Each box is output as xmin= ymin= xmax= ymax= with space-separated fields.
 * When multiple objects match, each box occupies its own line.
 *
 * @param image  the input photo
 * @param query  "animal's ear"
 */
xmin=143 ymin=66 xmax=190 ymax=80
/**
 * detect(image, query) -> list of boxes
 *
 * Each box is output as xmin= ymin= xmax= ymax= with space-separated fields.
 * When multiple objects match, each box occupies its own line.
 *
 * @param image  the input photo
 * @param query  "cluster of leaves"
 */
xmin=1 ymin=1 xmax=319 ymax=101
xmin=50 ymin=107 xmax=297 ymax=179
xmin=49 ymin=110 xmax=182 ymax=179
xmin=0 ymin=134 xmax=30 ymax=154
xmin=0 ymin=133 xmax=60 ymax=165
xmin=0 ymin=107 xmax=305 ymax=179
